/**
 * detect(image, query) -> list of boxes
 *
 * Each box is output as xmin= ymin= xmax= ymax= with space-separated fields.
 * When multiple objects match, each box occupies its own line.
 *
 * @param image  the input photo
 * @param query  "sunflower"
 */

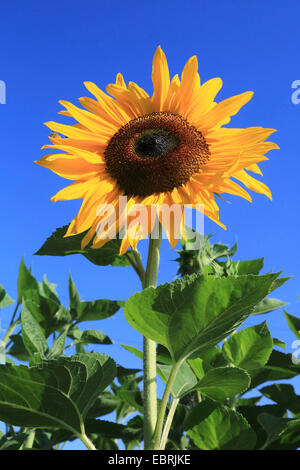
xmin=36 ymin=46 xmax=278 ymax=254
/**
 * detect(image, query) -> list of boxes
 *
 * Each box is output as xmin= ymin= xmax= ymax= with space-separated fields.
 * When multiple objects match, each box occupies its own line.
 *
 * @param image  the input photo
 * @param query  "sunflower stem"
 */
xmin=142 ymin=221 xmax=162 ymax=450
xmin=152 ymin=359 xmax=183 ymax=450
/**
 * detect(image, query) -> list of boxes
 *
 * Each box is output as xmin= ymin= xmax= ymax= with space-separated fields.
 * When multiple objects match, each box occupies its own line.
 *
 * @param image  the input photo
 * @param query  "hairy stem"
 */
xmin=142 ymin=222 xmax=162 ymax=449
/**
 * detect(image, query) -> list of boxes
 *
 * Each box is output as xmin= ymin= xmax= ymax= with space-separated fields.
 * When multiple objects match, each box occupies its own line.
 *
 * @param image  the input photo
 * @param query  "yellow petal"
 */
xmin=151 ymin=46 xmax=170 ymax=111
xmin=213 ymin=178 xmax=253 ymax=202
xmin=84 ymin=81 xmax=131 ymax=125
xmin=177 ymin=56 xmax=200 ymax=115
xmin=186 ymin=77 xmax=223 ymax=123
xmin=45 ymin=121 xmax=107 ymax=143
xmin=106 ymin=83 xmax=142 ymax=119
xmin=41 ymin=144 xmax=105 ymax=164
xmin=116 ymin=73 xmax=126 ymax=88
xmin=58 ymin=100 xmax=117 ymax=136
xmin=35 ymin=156 xmax=104 ymax=180
xmin=195 ymin=91 xmax=253 ymax=132
xmin=232 ymin=170 xmax=272 ymax=200
xmin=51 ymin=178 xmax=98 ymax=201
xmin=246 ymin=163 xmax=263 ymax=175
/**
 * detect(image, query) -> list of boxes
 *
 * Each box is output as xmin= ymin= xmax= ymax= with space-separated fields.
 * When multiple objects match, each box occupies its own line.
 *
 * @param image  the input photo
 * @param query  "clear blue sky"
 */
xmin=1 ymin=0 xmax=300 ymax=419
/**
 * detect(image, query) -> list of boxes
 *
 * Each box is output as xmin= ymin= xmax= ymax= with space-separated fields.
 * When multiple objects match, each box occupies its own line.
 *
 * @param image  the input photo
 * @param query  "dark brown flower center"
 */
xmin=104 ymin=112 xmax=210 ymax=197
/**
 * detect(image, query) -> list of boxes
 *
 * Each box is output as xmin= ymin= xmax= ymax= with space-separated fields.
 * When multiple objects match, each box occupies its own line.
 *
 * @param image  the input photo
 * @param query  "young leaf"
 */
xmin=284 ymin=311 xmax=300 ymax=339
xmin=68 ymin=274 xmax=81 ymax=313
xmin=47 ymin=330 xmax=68 ymax=358
xmin=0 ymin=286 xmax=14 ymax=310
xmin=17 ymin=258 xmax=39 ymax=303
xmin=21 ymin=300 xmax=49 ymax=357
xmin=222 ymin=321 xmax=273 ymax=370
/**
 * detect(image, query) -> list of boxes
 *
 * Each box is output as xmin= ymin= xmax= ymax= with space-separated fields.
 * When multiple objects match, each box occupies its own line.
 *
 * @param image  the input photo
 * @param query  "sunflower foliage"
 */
xmin=0 ymin=229 xmax=299 ymax=451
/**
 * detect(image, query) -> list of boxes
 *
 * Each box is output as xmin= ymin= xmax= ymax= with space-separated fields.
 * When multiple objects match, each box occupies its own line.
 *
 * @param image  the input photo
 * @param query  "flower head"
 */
xmin=36 ymin=46 xmax=278 ymax=253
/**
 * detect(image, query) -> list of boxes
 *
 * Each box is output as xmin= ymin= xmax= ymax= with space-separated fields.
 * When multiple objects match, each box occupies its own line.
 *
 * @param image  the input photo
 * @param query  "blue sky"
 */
xmin=1 ymin=0 xmax=300 ymax=446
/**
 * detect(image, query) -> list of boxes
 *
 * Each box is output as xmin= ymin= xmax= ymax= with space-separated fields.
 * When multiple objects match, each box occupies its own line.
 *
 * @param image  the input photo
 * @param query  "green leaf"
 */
xmin=35 ymin=224 xmax=131 ymax=267
xmin=250 ymin=350 xmax=300 ymax=390
xmin=66 ymin=275 xmax=121 ymax=322
xmin=0 ymin=362 xmax=82 ymax=432
xmin=258 ymin=412 xmax=300 ymax=449
xmin=284 ymin=311 xmax=300 ymax=339
xmin=0 ymin=353 xmax=116 ymax=436
xmin=251 ymin=298 xmax=287 ymax=315
xmin=21 ymin=300 xmax=49 ymax=358
xmin=273 ymin=338 xmax=286 ymax=349
xmin=218 ymin=258 xmax=264 ymax=276
xmin=70 ymin=329 xmax=112 ymax=346
xmin=125 ymin=272 xmax=280 ymax=362
xmin=87 ymin=392 xmax=118 ymax=418
xmin=38 ymin=275 xmax=60 ymax=305
xmin=234 ymin=258 xmax=264 ymax=275
xmin=259 ymin=384 xmax=300 ymax=414
xmin=158 ymin=362 xmax=198 ymax=398
xmin=17 ymin=258 xmax=39 ymax=303
xmin=7 ymin=334 xmax=30 ymax=362
xmin=236 ymin=396 xmax=261 ymax=407
xmin=0 ymin=286 xmax=14 ymax=310
xmin=47 ymin=330 xmax=68 ymax=358
xmin=121 ymin=344 xmax=173 ymax=365
xmin=195 ymin=366 xmax=250 ymax=401
xmin=117 ymin=390 xmax=143 ymax=413
xmin=68 ymin=274 xmax=81 ymax=313
xmin=222 ymin=321 xmax=273 ymax=370
xmin=84 ymin=418 xmax=142 ymax=440
xmin=75 ymin=299 xmax=121 ymax=322
xmin=187 ymin=406 xmax=256 ymax=450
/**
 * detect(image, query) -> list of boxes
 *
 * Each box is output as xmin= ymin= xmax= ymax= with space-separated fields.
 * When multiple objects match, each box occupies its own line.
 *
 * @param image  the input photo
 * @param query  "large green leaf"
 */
xmin=125 ymin=272 xmax=281 ymax=362
xmin=0 ymin=353 xmax=116 ymax=434
xmin=222 ymin=321 xmax=273 ymax=370
xmin=35 ymin=224 xmax=131 ymax=267
xmin=187 ymin=405 xmax=256 ymax=450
